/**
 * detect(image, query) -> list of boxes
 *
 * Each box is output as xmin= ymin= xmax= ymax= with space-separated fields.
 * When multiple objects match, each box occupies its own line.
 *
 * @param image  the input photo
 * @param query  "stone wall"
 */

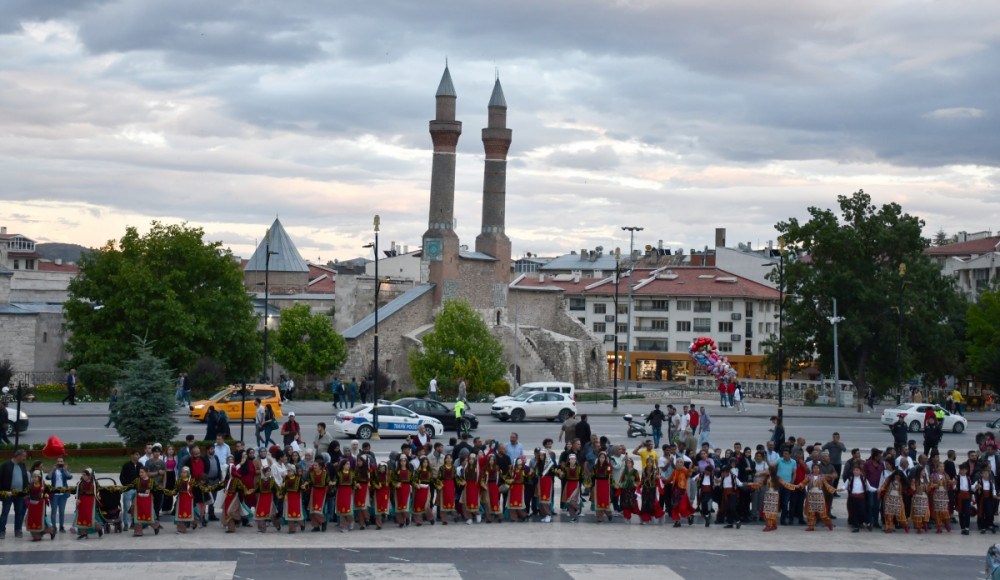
xmin=457 ymin=259 xmax=503 ymax=310
xmin=525 ymin=327 xmax=607 ymax=389
xmin=334 ymin=274 xmax=415 ymax=334
xmin=243 ymin=270 xmax=309 ymax=294
xmin=32 ymin=312 xmax=66 ymax=372
xmin=0 ymin=315 xmax=37 ymax=373
xmin=342 ymin=290 xmax=436 ymax=393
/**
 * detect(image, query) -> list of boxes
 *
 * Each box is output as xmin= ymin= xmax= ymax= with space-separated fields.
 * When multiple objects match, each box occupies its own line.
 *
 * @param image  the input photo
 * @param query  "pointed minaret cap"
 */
xmin=436 ymin=65 xmax=457 ymax=97
xmin=488 ymin=77 xmax=506 ymax=108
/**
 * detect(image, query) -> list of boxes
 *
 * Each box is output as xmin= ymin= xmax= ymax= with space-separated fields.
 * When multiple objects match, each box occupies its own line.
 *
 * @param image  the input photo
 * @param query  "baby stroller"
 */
xmin=98 ymin=477 xmax=124 ymax=534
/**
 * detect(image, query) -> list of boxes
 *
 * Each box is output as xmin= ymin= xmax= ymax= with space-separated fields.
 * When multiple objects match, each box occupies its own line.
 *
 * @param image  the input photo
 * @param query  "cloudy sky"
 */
xmin=2 ymin=1 xmax=998 ymax=263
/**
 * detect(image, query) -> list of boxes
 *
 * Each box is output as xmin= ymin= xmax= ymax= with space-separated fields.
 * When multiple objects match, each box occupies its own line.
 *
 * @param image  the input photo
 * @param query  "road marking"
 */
xmin=238 ymin=551 xmax=255 ymax=556
xmin=520 ymin=560 xmax=544 ymax=565
xmin=561 ymin=565 xmax=685 ymax=580
xmin=343 ymin=548 xmax=361 ymax=553
xmin=345 ymin=564 xmax=461 ymax=579
xmin=1 ymin=562 xmax=238 ymax=580
xmin=284 ymin=560 xmax=309 ymax=566
xmin=694 ymin=551 xmax=727 ymax=557
xmin=388 ymin=556 xmax=410 ymax=562
xmin=591 ymin=551 xmax=605 ymax=555
xmin=873 ymin=562 xmax=904 ymax=568
xmin=773 ymin=567 xmax=896 ymax=579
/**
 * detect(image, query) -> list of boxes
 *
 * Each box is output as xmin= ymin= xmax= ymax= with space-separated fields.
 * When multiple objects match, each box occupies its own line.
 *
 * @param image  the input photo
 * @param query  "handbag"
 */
xmin=269 ymin=418 xmax=279 ymax=430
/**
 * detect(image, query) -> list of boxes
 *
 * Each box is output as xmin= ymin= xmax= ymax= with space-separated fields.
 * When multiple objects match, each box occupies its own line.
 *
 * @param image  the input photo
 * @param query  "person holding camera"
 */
xmin=47 ymin=458 xmax=72 ymax=532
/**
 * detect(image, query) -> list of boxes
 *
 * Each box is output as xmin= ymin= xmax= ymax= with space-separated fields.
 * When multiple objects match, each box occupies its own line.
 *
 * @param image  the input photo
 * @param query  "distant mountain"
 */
xmin=36 ymin=243 xmax=91 ymax=264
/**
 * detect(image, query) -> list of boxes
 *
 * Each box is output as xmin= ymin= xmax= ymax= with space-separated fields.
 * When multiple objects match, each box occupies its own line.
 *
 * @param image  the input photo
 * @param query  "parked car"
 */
xmin=880 ymin=403 xmax=967 ymax=433
xmin=394 ymin=397 xmax=479 ymax=430
xmin=3 ymin=406 xmax=28 ymax=437
xmin=491 ymin=392 xmax=576 ymax=422
xmin=332 ymin=403 xmax=444 ymax=440
xmin=493 ymin=381 xmax=576 ymax=406
xmin=189 ymin=384 xmax=282 ymax=422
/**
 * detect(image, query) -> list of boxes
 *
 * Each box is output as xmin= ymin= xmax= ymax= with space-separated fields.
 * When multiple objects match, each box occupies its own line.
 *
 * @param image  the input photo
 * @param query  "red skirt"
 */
xmin=353 ymin=483 xmax=370 ymax=511
xmin=439 ymin=480 xmax=457 ymax=512
xmin=594 ymin=478 xmax=612 ymax=511
xmin=336 ymin=485 xmax=354 ymax=516
xmin=309 ymin=487 xmax=327 ymax=515
xmin=176 ymin=492 xmax=196 ymax=522
xmin=464 ymin=481 xmax=481 ymax=511
xmin=486 ymin=482 xmax=502 ymax=515
xmin=508 ymin=482 xmax=525 ymax=510
xmin=395 ymin=483 xmax=412 ymax=513
xmin=671 ymin=490 xmax=695 ymax=520
xmin=413 ymin=485 xmax=431 ymax=515
xmin=254 ymin=491 xmax=274 ymax=521
xmin=26 ymin=498 xmax=49 ymax=533
xmin=537 ymin=476 xmax=553 ymax=503
xmin=134 ymin=492 xmax=156 ymax=525
xmin=284 ymin=490 xmax=304 ymax=521
xmin=374 ymin=486 xmax=391 ymax=515
xmin=562 ymin=480 xmax=581 ymax=506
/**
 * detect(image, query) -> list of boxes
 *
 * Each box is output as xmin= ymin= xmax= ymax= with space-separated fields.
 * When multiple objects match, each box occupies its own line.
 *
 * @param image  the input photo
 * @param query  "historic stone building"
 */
xmin=341 ymin=66 xmax=606 ymax=392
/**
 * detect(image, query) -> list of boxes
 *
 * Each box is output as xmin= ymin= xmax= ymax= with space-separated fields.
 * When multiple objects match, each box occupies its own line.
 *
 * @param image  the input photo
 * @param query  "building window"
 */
xmin=718 ymin=321 xmax=733 ymax=333
xmin=578 ymin=317 xmax=586 ymax=325
xmin=617 ymin=304 xmax=628 ymax=314
xmin=719 ymin=342 xmax=733 ymax=353
xmin=569 ymin=298 xmax=586 ymax=311
xmin=718 ymin=301 xmax=733 ymax=312
xmin=693 ymin=318 xmax=711 ymax=332
xmin=676 ymin=300 xmax=691 ymax=311
xmin=593 ymin=322 xmax=606 ymax=333
xmin=651 ymin=319 xmax=669 ymax=330
xmin=616 ymin=323 xmax=628 ymax=334
xmin=651 ymin=300 xmax=668 ymax=311
xmin=676 ymin=341 xmax=689 ymax=351
xmin=636 ymin=339 xmax=668 ymax=351
xmin=693 ymin=300 xmax=712 ymax=313
xmin=12 ymin=259 xmax=18 ymax=270
xmin=593 ymin=303 xmax=607 ymax=314
xmin=676 ymin=320 xmax=691 ymax=332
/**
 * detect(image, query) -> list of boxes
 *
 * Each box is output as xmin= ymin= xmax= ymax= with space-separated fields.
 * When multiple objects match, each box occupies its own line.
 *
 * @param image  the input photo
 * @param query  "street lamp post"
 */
xmin=827 ymin=298 xmax=844 ymax=406
xmin=896 ymin=263 xmax=906 ymax=402
xmin=776 ymin=238 xmax=786 ymax=421
xmin=262 ymin=229 xmax=279 ymax=384
xmin=238 ymin=381 xmax=247 ymax=444
xmin=364 ymin=215 xmax=382 ymax=439
xmin=613 ymin=247 xmax=621 ymax=411
xmin=622 ymin=226 xmax=643 ymax=394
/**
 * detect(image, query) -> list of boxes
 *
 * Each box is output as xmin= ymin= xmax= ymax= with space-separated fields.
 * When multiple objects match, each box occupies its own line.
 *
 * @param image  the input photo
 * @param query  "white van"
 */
xmin=494 ymin=381 xmax=576 ymax=405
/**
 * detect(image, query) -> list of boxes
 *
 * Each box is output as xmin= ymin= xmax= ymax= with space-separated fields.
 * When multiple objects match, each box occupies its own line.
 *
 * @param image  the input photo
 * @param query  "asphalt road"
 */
xmin=15 ymin=400 xmax=988 ymax=460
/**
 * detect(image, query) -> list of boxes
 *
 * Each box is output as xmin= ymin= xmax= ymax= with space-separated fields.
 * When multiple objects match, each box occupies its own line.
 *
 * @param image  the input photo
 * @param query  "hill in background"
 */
xmin=36 ymin=243 xmax=91 ymax=264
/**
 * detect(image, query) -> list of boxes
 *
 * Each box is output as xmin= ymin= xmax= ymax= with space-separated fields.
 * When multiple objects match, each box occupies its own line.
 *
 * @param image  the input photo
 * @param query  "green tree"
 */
xmin=773 ymin=190 xmax=965 ymax=399
xmin=933 ymin=228 xmax=951 ymax=247
xmin=409 ymin=299 xmax=505 ymax=398
xmin=64 ymin=222 xmax=260 ymax=379
xmin=967 ymin=287 xmax=1000 ymax=388
xmin=271 ymin=304 xmax=348 ymax=381
xmin=112 ymin=338 xmax=179 ymax=448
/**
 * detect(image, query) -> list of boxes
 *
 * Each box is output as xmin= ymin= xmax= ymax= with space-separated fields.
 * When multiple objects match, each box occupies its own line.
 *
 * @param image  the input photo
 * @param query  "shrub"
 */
xmin=80 ymin=441 xmax=124 ymax=450
xmin=32 ymin=383 xmax=66 ymax=402
xmin=490 ymin=380 xmax=510 ymax=397
xmin=803 ymin=387 xmax=819 ymax=404
xmin=0 ymin=359 xmax=13 ymax=388
xmin=77 ymin=363 xmax=122 ymax=400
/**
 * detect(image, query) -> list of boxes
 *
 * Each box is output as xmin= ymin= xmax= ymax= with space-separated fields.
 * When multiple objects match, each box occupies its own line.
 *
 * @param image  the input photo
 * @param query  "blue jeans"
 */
xmin=728 ymin=393 xmax=735 ymax=407
xmin=778 ymin=487 xmax=791 ymax=523
xmin=122 ymin=489 xmax=137 ymax=526
xmin=1 ymin=496 xmax=26 ymax=533
xmin=652 ymin=426 xmax=663 ymax=448
xmin=263 ymin=427 xmax=277 ymax=446
xmin=866 ymin=491 xmax=881 ymax=527
xmin=255 ymin=423 xmax=264 ymax=447
xmin=698 ymin=430 xmax=712 ymax=449
xmin=720 ymin=393 xmax=727 ymax=407
xmin=51 ymin=493 xmax=70 ymax=527
xmin=429 ymin=392 xmax=437 ymax=401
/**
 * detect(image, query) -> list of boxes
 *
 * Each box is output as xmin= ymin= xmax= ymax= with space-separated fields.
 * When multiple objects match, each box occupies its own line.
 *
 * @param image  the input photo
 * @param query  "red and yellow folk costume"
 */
xmin=437 ymin=464 xmax=460 ymax=516
xmin=280 ymin=471 xmax=305 ymax=527
xmin=412 ymin=466 xmax=434 ymax=522
xmin=667 ymin=466 xmax=695 ymax=523
xmin=802 ymin=473 xmax=836 ymax=531
xmin=481 ymin=464 xmax=504 ymax=518
xmin=748 ymin=473 xmax=798 ymax=532
xmin=909 ymin=471 xmax=931 ymax=533
xmin=929 ymin=471 xmax=953 ymax=532
xmin=591 ymin=461 xmax=614 ymax=517
xmin=25 ymin=476 xmax=56 ymax=540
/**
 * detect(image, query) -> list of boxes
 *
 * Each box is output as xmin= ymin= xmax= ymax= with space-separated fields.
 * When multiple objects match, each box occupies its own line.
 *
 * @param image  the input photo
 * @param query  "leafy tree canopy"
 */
xmin=773 ymin=190 xmax=965 ymax=395
xmin=271 ymin=304 xmax=348 ymax=380
xmin=64 ymin=222 xmax=260 ymax=379
xmin=967 ymin=287 xmax=1000 ymax=388
xmin=409 ymin=299 xmax=505 ymax=398
xmin=112 ymin=338 xmax=179 ymax=448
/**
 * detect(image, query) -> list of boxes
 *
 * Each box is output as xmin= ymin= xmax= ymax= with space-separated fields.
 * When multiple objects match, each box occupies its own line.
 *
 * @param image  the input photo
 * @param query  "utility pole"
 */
xmin=622 ymin=226 xmax=643 ymax=394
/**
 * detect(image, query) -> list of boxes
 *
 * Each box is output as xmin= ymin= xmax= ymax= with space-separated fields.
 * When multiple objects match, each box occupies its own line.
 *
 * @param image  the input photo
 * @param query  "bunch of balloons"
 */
xmin=689 ymin=336 xmax=737 ymax=382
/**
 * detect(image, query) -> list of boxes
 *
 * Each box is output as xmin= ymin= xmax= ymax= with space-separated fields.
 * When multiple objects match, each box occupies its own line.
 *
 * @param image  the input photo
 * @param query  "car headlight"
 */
xmin=18 ymin=412 xmax=27 ymax=420
xmin=193 ymin=404 xmax=205 ymax=410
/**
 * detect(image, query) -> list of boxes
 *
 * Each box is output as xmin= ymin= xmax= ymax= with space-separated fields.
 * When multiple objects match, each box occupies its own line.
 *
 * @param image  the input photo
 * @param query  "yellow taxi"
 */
xmin=189 ymin=384 xmax=283 ymax=422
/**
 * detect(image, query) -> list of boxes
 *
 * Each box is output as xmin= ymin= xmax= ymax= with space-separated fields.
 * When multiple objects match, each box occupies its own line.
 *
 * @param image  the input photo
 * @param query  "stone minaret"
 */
xmin=422 ymin=65 xmax=463 ymax=305
xmin=475 ymin=77 xmax=512 ymax=285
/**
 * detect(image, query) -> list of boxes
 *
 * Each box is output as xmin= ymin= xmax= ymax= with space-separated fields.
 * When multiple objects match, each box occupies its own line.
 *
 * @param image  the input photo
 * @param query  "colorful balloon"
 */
xmin=688 ymin=336 xmax=737 ymax=381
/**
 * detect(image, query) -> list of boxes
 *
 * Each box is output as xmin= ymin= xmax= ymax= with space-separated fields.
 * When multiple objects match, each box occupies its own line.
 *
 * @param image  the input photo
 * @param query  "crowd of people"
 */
xmin=3 ymin=401 xmax=1000 ymax=542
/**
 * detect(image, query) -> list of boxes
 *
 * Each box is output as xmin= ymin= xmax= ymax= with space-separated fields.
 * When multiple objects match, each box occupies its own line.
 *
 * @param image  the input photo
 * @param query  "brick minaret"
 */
xmin=422 ymin=65 xmax=462 ymax=305
xmin=475 ymin=77 xmax=512 ymax=285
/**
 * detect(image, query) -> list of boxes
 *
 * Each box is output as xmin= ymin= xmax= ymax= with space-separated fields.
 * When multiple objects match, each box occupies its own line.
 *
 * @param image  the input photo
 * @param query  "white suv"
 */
xmin=493 ymin=381 xmax=576 ymax=406
xmin=491 ymin=392 xmax=576 ymax=423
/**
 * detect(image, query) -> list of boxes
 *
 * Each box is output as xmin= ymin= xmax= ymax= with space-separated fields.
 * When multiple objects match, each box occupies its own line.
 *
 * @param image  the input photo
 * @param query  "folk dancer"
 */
xmin=353 ymin=457 xmax=373 ymax=530
xmin=532 ymin=448 xmax=555 ymax=523
xmin=481 ymin=454 xmax=504 ymax=523
xmin=462 ymin=454 xmax=482 ymax=524
xmin=929 ymin=464 xmax=953 ymax=533
xmin=393 ymin=458 xmax=414 ymax=527
xmin=955 ymin=463 xmax=974 ymax=535
xmin=412 ymin=457 xmax=434 ymax=526
xmin=253 ymin=465 xmax=279 ymax=533
xmin=618 ymin=457 xmax=641 ymax=522
xmin=696 ymin=465 xmax=715 ymax=527
xmin=974 ymin=467 xmax=998 ymax=534
xmin=747 ymin=466 xmax=798 ymax=532
xmin=123 ymin=466 xmax=163 ymax=537
xmin=909 ymin=468 xmax=931 ymax=534
xmin=843 ymin=464 xmax=876 ymax=533
xmin=639 ymin=456 xmax=666 ymax=525
xmin=437 ymin=455 xmax=460 ymax=524
xmin=25 ymin=471 xmax=56 ymax=541
xmin=280 ymin=465 xmax=306 ymax=534
xmin=372 ymin=463 xmax=392 ymax=530
xmin=666 ymin=459 xmax=695 ymax=527
xmin=719 ymin=460 xmax=746 ymax=529
xmin=555 ymin=454 xmax=584 ymax=523
xmin=590 ymin=452 xmax=614 ymax=523
xmin=334 ymin=460 xmax=356 ymax=532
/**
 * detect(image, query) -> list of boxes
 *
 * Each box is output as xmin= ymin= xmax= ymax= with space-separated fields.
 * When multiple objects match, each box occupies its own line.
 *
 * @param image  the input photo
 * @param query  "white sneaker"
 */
xmin=544 ymin=515 xmax=551 ymax=523
xmin=475 ymin=515 xmax=481 ymax=523
xmin=466 ymin=519 xmax=472 ymax=525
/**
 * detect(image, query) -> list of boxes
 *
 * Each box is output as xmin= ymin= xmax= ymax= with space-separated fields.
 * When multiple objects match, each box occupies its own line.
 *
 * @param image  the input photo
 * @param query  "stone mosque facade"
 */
xmin=339 ymin=66 xmax=606 ymax=392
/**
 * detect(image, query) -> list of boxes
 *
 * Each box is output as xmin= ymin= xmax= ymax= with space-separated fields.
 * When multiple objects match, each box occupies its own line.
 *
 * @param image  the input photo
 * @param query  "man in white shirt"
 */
xmin=678 ymin=406 xmax=690 ymax=438
xmin=213 ymin=434 xmax=232 ymax=466
xmin=138 ymin=443 xmax=153 ymax=466
xmin=429 ymin=375 xmax=438 ymax=401
xmin=254 ymin=398 xmax=266 ymax=448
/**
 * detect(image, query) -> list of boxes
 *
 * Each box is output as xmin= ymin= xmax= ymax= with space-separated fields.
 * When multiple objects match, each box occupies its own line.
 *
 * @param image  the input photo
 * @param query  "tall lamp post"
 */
xmin=776 ymin=238 xmax=786 ymax=420
xmin=364 ymin=215 xmax=382 ymax=439
xmin=827 ymin=298 xmax=844 ymax=406
xmin=622 ymin=226 xmax=643 ymax=394
xmin=262 ymin=229 xmax=279 ymax=384
xmin=896 ymin=263 xmax=906 ymax=402
xmin=612 ymin=247 xmax=622 ymax=411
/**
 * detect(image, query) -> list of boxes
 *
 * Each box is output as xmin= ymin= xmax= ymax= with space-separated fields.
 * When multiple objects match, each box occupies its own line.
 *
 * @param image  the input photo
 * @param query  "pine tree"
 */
xmin=113 ymin=338 xmax=179 ymax=448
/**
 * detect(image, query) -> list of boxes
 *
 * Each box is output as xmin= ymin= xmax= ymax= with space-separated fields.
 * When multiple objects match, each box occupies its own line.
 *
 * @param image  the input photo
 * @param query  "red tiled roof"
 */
xmin=307 ymin=263 xmax=336 ymax=293
xmin=924 ymin=236 xmax=1000 ymax=256
xmin=37 ymin=260 xmax=80 ymax=273
xmin=512 ymin=267 xmax=778 ymax=299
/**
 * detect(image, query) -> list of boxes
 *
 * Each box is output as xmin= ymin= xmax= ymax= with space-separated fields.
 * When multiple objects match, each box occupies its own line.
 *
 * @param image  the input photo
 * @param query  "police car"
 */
xmin=332 ymin=403 xmax=444 ymax=440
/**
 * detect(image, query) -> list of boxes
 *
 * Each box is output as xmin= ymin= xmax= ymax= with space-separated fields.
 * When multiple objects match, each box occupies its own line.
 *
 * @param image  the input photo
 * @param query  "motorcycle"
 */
xmin=624 ymin=414 xmax=648 ymax=438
